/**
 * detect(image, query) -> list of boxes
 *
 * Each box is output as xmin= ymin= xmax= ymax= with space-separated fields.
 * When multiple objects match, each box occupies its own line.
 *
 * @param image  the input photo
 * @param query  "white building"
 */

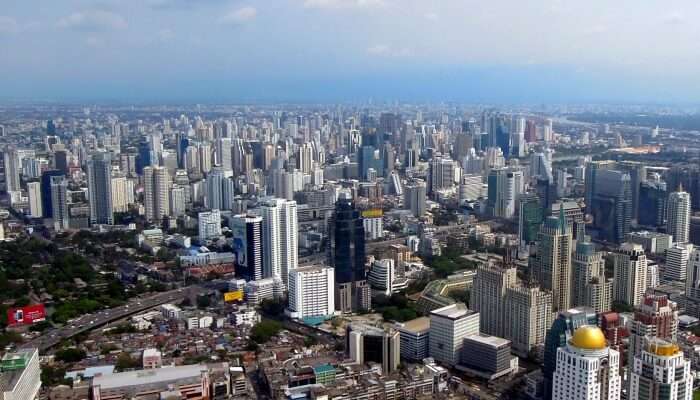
xmin=160 ymin=304 xmax=181 ymax=320
xmin=429 ymin=303 xmax=480 ymax=366
xmin=667 ymin=189 xmax=691 ymax=245
xmin=260 ymin=198 xmax=298 ymax=284
xmin=368 ymin=259 xmax=397 ymax=297
xmin=629 ymin=339 xmax=693 ymax=400
xmin=244 ymin=277 xmax=284 ymax=305
xmin=26 ymin=181 xmax=42 ymax=218
xmin=551 ymin=326 xmax=621 ymax=400
xmin=0 ymin=348 xmax=41 ymax=400
xmin=286 ymin=266 xmax=334 ymax=319
xmin=613 ymin=243 xmax=648 ymax=307
xmin=198 ymin=209 xmax=222 ymax=241
xmin=665 ymin=244 xmax=693 ymax=283
xmin=363 ymin=216 xmax=383 ymax=240
xmin=231 ymin=306 xmax=260 ymax=326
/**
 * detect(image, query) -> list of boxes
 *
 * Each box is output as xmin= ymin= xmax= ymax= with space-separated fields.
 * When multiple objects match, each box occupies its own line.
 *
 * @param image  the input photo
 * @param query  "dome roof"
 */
xmin=570 ymin=325 xmax=607 ymax=350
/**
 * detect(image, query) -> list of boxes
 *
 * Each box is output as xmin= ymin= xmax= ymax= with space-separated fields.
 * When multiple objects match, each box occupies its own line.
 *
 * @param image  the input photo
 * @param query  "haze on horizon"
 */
xmin=2 ymin=0 xmax=700 ymax=104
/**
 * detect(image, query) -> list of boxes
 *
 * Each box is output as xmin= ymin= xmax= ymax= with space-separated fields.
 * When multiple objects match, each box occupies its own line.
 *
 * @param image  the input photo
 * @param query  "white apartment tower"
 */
xmin=198 ymin=209 xmax=222 ymax=241
xmin=286 ymin=266 xmax=335 ymax=319
xmin=613 ymin=243 xmax=648 ymax=307
xmin=143 ymin=166 xmax=170 ymax=223
xmin=260 ymin=197 xmax=298 ymax=284
xmin=667 ymin=189 xmax=690 ymax=245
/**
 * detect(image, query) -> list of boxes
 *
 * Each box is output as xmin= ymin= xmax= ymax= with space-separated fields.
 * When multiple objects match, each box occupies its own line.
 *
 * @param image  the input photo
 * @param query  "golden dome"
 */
xmin=647 ymin=340 xmax=680 ymax=356
xmin=570 ymin=325 xmax=607 ymax=350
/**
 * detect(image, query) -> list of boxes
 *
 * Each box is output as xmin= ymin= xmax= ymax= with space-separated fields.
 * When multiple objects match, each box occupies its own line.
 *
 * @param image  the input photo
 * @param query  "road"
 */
xmin=23 ymin=285 xmax=207 ymax=352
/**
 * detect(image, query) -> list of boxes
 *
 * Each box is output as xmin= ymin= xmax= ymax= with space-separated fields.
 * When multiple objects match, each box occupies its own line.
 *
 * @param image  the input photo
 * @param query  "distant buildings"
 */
xmin=585 ymin=161 xmax=632 ymax=243
xmin=143 ymin=166 xmax=170 ymax=223
xmin=87 ymin=152 xmax=114 ymax=225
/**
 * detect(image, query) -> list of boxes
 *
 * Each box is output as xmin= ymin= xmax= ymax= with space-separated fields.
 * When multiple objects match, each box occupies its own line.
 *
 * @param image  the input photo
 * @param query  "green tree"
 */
xmin=55 ymin=348 xmax=86 ymax=363
xmin=251 ymin=320 xmax=282 ymax=343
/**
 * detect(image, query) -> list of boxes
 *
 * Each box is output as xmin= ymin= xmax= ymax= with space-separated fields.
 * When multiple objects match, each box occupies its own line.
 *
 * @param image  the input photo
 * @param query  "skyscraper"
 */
xmin=260 ymin=198 xmax=298 ymax=284
xmin=665 ymin=244 xmax=693 ymax=282
xmin=628 ymin=338 xmax=693 ymax=400
xmin=588 ymin=167 xmax=633 ymax=243
xmin=287 ymin=266 xmax=335 ymax=320
xmin=2 ymin=147 xmax=20 ymax=193
xmin=329 ymin=197 xmax=370 ymax=313
xmin=518 ymin=193 xmax=543 ymax=249
xmin=470 ymin=262 xmax=517 ymax=337
xmin=534 ymin=208 xmax=573 ymax=311
xmin=428 ymin=156 xmax=456 ymax=194
xmin=40 ymin=170 xmax=64 ymax=219
xmin=612 ymin=243 xmax=648 ymax=307
xmin=629 ymin=293 xmax=678 ymax=360
xmin=230 ymin=214 xmax=263 ymax=281
xmin=404 ymin=179 xmax=427 ymax=217
xmin=50 ymin=175 xmax=69 ymax=232
xmin=572 ymin=240 xmax=611 ymax=313
xmin=143 ymin=166 xmax=170 ymax=223
xmin=27 ymin=181 xmax=42 ymax=218
xmin=503 ymin=285 xmax=553 ymax=358
xmin=87 ymin=153 xmax=114 ymax=225
xmin=638 ymin=180 xmax=667 ymax=228
xmin=667 ymin=188 xmax=691 ymax=244
xmin=551 ymin=326 xmax=622 ymax=400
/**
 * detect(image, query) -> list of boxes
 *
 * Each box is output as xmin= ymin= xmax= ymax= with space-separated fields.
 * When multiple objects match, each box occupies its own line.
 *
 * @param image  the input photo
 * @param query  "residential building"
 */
xmin=612 ymin=243 xmax=648 ymax=307
xmin=286 ymin=266 xmax=335 ymax=320
xmin=429 ymin=303 xmax=479 ymax=366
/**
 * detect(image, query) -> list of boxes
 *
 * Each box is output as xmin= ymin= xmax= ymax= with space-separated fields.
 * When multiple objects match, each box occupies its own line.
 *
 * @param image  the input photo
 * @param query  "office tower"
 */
xmin=358 ymin=144 xmax=381 ymax=180
xmin=453 ymin=133 xmax=474 ymax=161
xmin=638 ymin=180 xmax=667 ymax=227
xmin=169 ymin=185 xmax=186 ymax=218
xmin=572 ymin=240 xmax=611 ymax=312
xmin=286 ymin=266 xmax=335 ymax=319
xmin=612 ymin=243 xmax=648 ymax=307
xmin=458 ymin=173 xmax=482 ymax=203
xmin=2 ymin=148 xmax=20 ymax=193
xmin=297 ymin=143 xmax=314 ymax=174
xmin=534 ymin=208 xmax=573 ymax=311
xmin=665 ymin=244 xmax=693 ymax=282
xmin=551 ymin=201 xmax=586 ymax=241
xmin=628 ymin=338 xmax=693 ymax=400
xmin=198 ymin=210 xmax=221 ymax=241
xmin=260 ymin=198 xmax=298 ymax=284
xmin=215 ymin=137 xmax=232 ymax=172
xmin=230 ymin=214 xmax=263 ymax=281
xmin=428 ymin=156 xmax=455 ymax=194
xmin=185 ymin=145 xmax=200 ymax=175
xmin=487 ymin=167 xmax=523 ymax=219
xmin=87 ymin=153 xmax=114 ymax=225
xmin=368 ymin=259 xmax=398 ymax=297
xmin=0 ymin=348 xmax=42 ymax=400
xmin=667 ymin=165 xmax=700 ymax=210
xmin=404 ymin=179 xmax=427 ymax=217
xmin=525 ymin=119 xmax=537 ymax=142
xmin=542 ymin=307 xmax=599 ymax=400
xmin=27 ymin=181 xmax=42 ymax=218
xmin=519 ymin=193 xmax=543 ymax=248
xmin=503 ymin=285 xmax=553 ymax=358
xmin=396 ymin=317 xmax=430 ymax=362
xmin=586 ymin=162 xmax=632 ymax=243
xmin=470 ymin=262 xmax=517 ymax=337
xmin=346 ymin=323 xmax=400 ymax=374
xmin=687 ymin=248 xmax=700 ymax=302
xmin=329 ymin=197 xmax=370 ymax=313
xmin=52 ymin=144 xmax=69 ymax=175
xmin=40 ymin=170 xmax=64 ymax=218
xmin=205 ymin=167 xmax=225 ymax=210
xmin=629 ymin=293 xmax=678 ymax=359
xmin=551 ymin=326 xmax=621 ymax=400
xmin=198 ymin=143 xmax=212 ymax=174
xmin=428 ymin=303 xmax=480 ymax=366
xmin=667 ymin=188 xmax=691 ymax=244
xmin=50 ymin=175 xmax=69 ymax=232
xmin=143 ymin=166 xmax=170 ymax=223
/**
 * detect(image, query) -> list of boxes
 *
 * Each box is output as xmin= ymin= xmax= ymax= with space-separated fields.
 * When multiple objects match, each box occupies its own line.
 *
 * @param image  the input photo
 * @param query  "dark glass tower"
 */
xmin=329 ymin=197 xmax=370 ymax=313
xmin=40 ymin=170 xmax=64 ymax=219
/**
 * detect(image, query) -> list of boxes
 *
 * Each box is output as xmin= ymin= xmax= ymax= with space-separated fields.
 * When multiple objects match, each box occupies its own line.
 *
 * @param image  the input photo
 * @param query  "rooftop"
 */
xmin=465 ymin=334 xmax=511 ymax=348
xmin=431 ymin=303 xmax=474 ymax=320
xmin=92 ymin=364 xmax=207 ymax=390
xmin=397 ymin=317 xmax=430 ymax=333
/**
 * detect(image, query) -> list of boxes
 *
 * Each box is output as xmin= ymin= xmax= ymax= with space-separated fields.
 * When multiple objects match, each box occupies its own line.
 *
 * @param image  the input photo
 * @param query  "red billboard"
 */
xmin=7 ymin=304 xmax=46 ymax=326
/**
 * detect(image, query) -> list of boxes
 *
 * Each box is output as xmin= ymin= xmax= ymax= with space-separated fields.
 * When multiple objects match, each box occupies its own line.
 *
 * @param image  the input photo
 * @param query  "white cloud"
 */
xmin=57 ymin=10 xmax=128 ymax=31
xmin=303 ymin=0 xmax=385 ymax=10
xmin=0 ymin=16 xmax=19 ymax=34
xmin=219 ymin=6 xmax=257 ymax=25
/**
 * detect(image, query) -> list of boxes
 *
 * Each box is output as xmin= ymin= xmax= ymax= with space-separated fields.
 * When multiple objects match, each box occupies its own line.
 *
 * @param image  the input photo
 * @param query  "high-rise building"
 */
xmin=404 ymin=180 xmax=427 ymax=217
xmin=665 ymin=244 xmax=693 ymax=282
xmin=27 ymin=181 xmax=42 ymax=218
xmin=2 ymin=147 xmax=20 ymax=193
xmin=503 ymin=285 xmax=553 ymax=358
xmin=230 ymin=214 xmax=264 ymax=281
xmin=111 ymin=175 xmax=134 ymax=213
xmin=470 ymin=262 xmax=517 ymax=337
xmin=542 ymin=307 xmax=598 ymax=400
xmin=205 ymin=167 xmax=225 ymax=210
xmin=551 ymin=326 xmax=622 ymax=400
xmin=629 ymin=293 xmax=678 ymax=359
xmin=215 ymin=137 xmax=232 ymax=172
xmin=87 ymin=152 xmax=114 ymax=225
xmin=518 ymin=193 xmax=543 ymax=248
xmin=143 ymin=166 xmax=170 ymax=223
xmin=198 ymin=210 xmax=221 ymax=241
xmin=612 ymin=243 xmax=648 ymax=307
xmin=629 ymin=338 xmax=693 ymax=400
xmin=428 ymin=156 xmax=455 ymax=194
xmin=287 ymin=266 xmax=335 ymax=320
xmin=585 ymin=161 xmax=632 ymax=243
xmin=260 ymin=198 xmax=298 ymax=284
xmin=40 ymin=170 xmax=64 ymax=219
xmin=329 ymin=197 xmax=370 ymax=313
xmin=551 ymin=201 xmax=586 ymax=241
xmin=297 ymin=143 xmax=314 ymax=174
xmin=667 ymin=188 xmax=691 ymax=244
xmin=0 ymin=348 xmax=41 ymax=400
xmin=638 ymin=180 xmax=667 ymax=228
xmin=396 ymin=317 xmax=430 ymax=362
xmin=686 ymin=248 xmax=700 ymax=303
xmin=487 ymin=167 xmax=523 ymax=219
xmin=346 ymin=323 xmax=400 ymax=375
xmin=572 ymin=240 xmax=612 ymax=313
xmin=50 ymin=175 xmax=69 ymax=232
xmin=169 ymin=185 xmax=186 ymax=218
xmin=534 ymin=208 xmax=573 ymax=311
xmin=428 ymin=303 xmax=480 ymax=366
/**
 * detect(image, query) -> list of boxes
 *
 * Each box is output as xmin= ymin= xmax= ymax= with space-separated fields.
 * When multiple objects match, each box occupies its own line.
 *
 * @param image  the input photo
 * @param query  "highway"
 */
xmin=23 ymin=285 xmax=207 ymax=352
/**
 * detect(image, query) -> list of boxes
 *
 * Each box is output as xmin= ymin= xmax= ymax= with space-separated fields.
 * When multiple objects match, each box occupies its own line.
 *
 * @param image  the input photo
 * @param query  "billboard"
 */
xmin=7 ymin=304 xmax=46 ymax=326
xmin=223 ymin=290 xmax=243 ymax=302
xmin=362 ymin=209 xmax=383 ymax=218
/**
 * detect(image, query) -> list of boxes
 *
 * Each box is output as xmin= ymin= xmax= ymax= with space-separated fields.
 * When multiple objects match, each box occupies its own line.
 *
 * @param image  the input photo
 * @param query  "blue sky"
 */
xmin=2 ymin=0 xmax=700 ymax=103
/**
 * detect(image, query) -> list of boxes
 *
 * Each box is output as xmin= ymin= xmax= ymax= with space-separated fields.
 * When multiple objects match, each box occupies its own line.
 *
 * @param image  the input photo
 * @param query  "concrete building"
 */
xmin=626 ymin=231 xmax=673 ymax=255
xmin=260 ymin=197 xmax=298 ymax=285
xmin=613 ymin=242 xmax=648 ymax=307
xmin=470 ymin=262 xmax=517 ymax=337
xmin=144 ymin=166 xmax=170 ymax=223
xmin=230 ymin=214 xmax=263 ymax=281
xmin=665 ymin=244 xmax=693 ymax=283
xmin=534 ymin=208 xmax=573 ymax=311
xmin=667 ymin=189 xmax=691 ymax=244
xmin=87 ymin=152 xmax=114 ymax=225
xmin=346 ymin=323 xmax=400 ymax=375
xmin=428 ymin=303 xmax=479 ymax=366
xmin=50 ymin=175 xmax=69 ymax=231
xmin=503 ymin=285 xmax=553 ymax=358
xmin=198 ymin=209 xmax=222 ymax=241
xmin=286 ymin=266 xmax=334 ymax=320
xmin=572 ymin=240 xmax=612 ymax=313
xmin=551 ymin=326 xmax=621 ymax=400
xmin=458 ymin=334 xmax=518 ymax=380
xmin=0 ymin=348 xmax=41 ymax=400
xmin=244 ymin=277 xmax=284 ymax=305
xmin=26 ymin=181 xmax=42 ymax=218
xmin=629 ymin=293 xmax=679 ymax=360
xmin=629 ymin=338 xmax=693 ymax=400
xmin=404 ymin=180 xmax=427 ymax=217
xmin=396 ymin=317 xmax=430 ymax=362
